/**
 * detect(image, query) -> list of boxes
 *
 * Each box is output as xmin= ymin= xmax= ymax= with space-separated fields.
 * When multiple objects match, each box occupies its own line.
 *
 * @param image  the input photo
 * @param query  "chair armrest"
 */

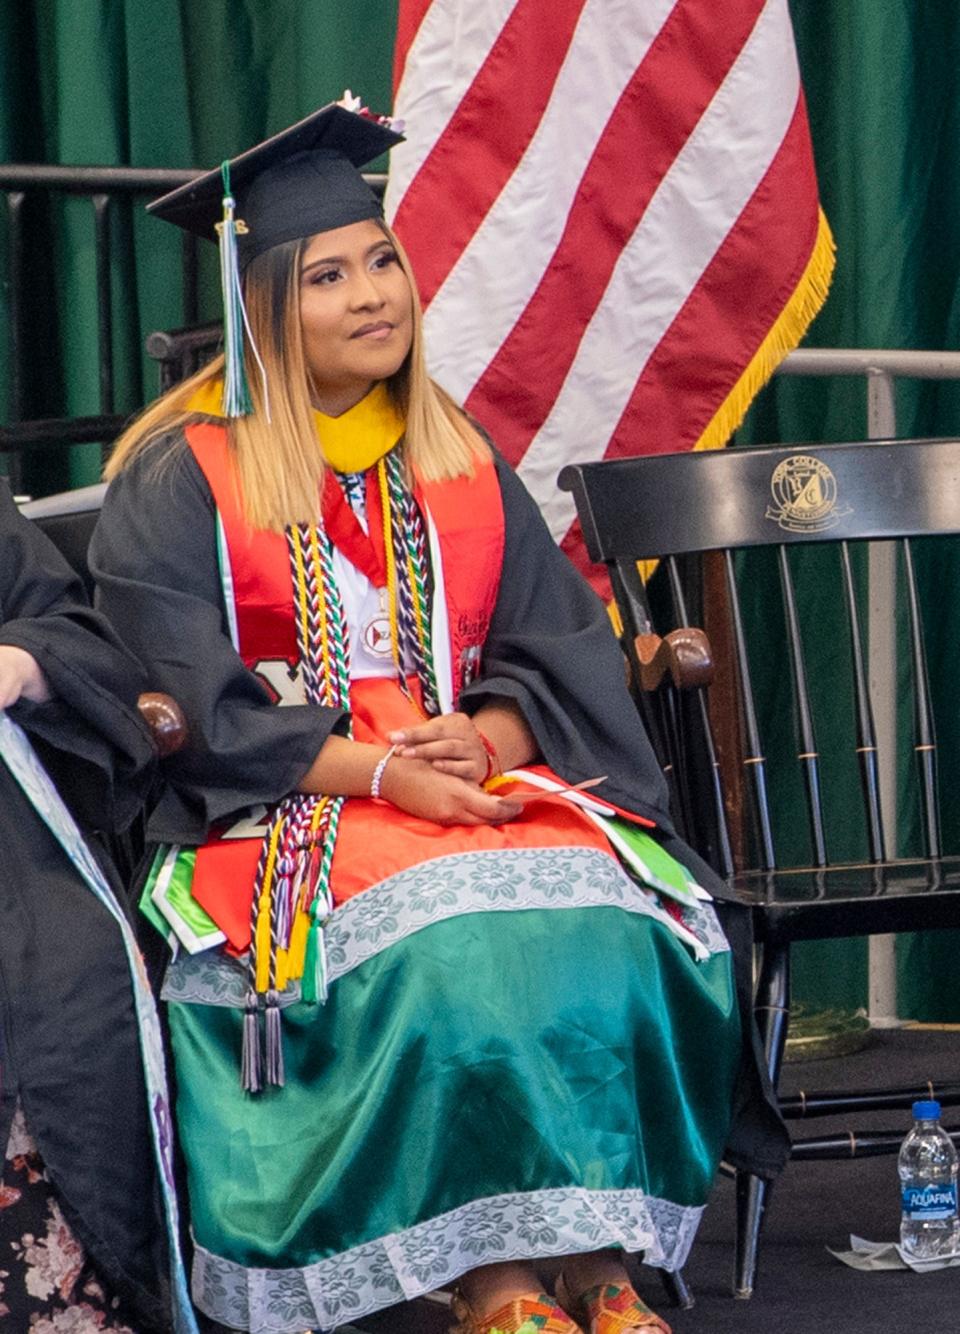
xmin=137 ymin=692 xmax=188 ymax=756
xmin=633 ymin=628 xmax=714 ymax=691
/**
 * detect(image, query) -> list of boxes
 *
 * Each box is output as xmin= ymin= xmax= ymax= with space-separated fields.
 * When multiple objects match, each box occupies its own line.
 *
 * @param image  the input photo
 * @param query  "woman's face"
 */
xmin=299 ymin=219 xmax=414 ymax=415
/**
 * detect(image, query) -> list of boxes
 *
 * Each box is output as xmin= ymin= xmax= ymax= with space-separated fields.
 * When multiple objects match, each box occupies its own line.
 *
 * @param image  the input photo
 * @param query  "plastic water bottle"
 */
xmin=898 ymin=1099 xmax=960 ymax=1260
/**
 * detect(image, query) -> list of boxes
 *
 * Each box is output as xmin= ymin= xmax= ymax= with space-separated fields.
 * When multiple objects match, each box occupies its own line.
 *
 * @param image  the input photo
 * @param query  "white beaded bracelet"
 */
xmin=370 ymin=745 xmax=397 ymax=799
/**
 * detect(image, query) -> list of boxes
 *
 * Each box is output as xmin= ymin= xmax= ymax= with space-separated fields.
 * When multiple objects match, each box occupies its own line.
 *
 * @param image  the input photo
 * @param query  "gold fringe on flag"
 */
xmin=628 ymin=207 xmax=837 ymax=594
xmin=691 ymin=205 xmax=837 ymax=459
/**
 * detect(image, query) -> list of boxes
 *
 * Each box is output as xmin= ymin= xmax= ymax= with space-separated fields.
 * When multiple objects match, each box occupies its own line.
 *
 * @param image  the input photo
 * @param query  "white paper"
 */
xmin=829 ymin=1233 xmax=960 ymax=1273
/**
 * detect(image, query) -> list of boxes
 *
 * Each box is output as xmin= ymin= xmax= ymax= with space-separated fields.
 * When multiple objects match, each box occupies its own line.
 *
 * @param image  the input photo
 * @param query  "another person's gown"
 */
xmin=90 ymin=396 xmax=787 ymax=1334
xmin=0 ymin=481 xmax=177 ymax=1332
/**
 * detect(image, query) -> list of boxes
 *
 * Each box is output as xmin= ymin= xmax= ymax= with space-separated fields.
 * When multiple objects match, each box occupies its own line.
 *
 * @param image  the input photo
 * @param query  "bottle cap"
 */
xmin=913 ymin=1099 xmax=941 ymax=1120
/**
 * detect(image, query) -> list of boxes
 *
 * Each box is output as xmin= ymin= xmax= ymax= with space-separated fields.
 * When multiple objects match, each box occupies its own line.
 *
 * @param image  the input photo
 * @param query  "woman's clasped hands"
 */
xmin=383 ymin=712 xmax=522 ymax=827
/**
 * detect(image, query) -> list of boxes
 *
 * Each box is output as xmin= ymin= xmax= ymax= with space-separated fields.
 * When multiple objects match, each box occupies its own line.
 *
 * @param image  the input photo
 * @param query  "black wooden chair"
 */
xmin=560 ymin=438 xmax=960 ymax=1298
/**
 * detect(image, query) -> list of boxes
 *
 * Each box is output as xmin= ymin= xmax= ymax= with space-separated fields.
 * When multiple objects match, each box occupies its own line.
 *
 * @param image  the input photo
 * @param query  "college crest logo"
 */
xmin=765 ymin=455 xmax=852 ymax=533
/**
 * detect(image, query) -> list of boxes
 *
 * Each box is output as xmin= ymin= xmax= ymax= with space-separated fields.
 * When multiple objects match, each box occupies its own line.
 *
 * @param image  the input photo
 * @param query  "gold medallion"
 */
xmin=765 ymin=454 xmax=851 ymax=533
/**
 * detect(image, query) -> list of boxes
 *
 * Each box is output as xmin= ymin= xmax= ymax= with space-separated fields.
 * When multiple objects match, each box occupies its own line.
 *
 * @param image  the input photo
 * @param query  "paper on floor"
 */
xmin=829 ymin=1234 xmax=960 ymax=1273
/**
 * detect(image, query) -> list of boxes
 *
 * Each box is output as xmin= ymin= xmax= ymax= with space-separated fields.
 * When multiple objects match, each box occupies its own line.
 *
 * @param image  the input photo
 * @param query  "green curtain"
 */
xmin=3 ymin=0 xmax=959 ymax=1015
xmin=737 ymin=0 xmax=960 ymax=1016
xmin=0 ymin=0 xmax=398 ymax=490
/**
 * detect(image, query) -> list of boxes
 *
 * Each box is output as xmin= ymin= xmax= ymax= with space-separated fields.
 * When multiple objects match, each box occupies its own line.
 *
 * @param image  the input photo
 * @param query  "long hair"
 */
xmin=105 ymin=221 xmax=489 ymax=531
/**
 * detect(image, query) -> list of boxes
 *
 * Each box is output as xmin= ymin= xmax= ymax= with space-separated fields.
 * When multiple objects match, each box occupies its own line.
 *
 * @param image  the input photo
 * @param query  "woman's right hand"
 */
xmin=0 ymin=645 xmax=52 ymax=710
xmin=379 ymin=754 xmax=521 ymax=826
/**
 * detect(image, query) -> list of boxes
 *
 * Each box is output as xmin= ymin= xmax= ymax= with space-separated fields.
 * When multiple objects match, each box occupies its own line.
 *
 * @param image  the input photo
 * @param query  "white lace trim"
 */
xmin=191 ymin=1185 xmax=702 ymax=1333
xmin=162 ymin=846 xmax=728 ymax=1007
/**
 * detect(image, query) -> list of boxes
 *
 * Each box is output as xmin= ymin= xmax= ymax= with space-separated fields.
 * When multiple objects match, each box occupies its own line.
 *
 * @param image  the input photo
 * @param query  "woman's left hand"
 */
xmin=388 ymin=712 xmax=488 ymax=782
xmin=0 ymin=645 xmax=52 ymax=710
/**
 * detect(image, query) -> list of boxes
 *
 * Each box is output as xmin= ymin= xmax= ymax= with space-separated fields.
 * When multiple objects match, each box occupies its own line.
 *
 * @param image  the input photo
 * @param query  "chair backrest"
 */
xmin=560 ymin=439 xmax=960 ymax=880
xmin=20 ymin=482 xmax=107 ymax=599
xmin=145 ymin=320 xmax=223 ymax=394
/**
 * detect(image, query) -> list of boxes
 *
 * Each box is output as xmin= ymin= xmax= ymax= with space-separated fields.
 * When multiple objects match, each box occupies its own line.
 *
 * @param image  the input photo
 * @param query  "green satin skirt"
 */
xmin=169 ymin=887 xmax=739 ymax=1333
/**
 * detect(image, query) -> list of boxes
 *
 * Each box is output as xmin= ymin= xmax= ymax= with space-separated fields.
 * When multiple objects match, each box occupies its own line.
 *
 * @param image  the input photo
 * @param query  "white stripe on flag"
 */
xmin=386 ymin=0 xmax=524 ymax=214
xmin=517 ymin=0 xmax=800 ymax=539
xmin=419 ymin=0 xmax=678 ymax=402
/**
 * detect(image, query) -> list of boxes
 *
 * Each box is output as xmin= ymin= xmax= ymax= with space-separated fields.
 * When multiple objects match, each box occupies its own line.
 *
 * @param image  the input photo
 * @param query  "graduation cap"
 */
xmin=148 ymin=95 xmax=405 ymax=417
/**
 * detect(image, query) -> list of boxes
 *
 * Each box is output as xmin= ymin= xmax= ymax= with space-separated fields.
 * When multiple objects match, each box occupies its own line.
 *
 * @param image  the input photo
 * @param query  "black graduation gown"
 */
xmin=89 ymin=434 xmax=789 ymax=1180
xmin=0 ymin=481 xmax=173 ymax=1330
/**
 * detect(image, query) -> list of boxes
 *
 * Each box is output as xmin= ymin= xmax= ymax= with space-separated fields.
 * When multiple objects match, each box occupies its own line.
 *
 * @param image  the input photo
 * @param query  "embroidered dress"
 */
xmin=92 ymin=388 xmax=743 ymax=1334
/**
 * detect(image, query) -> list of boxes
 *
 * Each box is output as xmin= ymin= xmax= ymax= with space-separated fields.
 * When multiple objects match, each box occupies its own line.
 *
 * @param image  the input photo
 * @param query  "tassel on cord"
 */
xmin=301 ymin=915 xmax=328 ymax=1005
xmin=264 ymin=991 xmax=285 ymax=1087
xmin=215 ymin=161 xmax=271 ymax=421
xmin=241 ymin=989 xmax=263 ymax=1093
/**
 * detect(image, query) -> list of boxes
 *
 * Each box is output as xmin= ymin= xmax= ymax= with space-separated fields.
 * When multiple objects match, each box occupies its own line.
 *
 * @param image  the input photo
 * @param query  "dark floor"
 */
xmin=357 ymin=1028 xmax=960 ymax=1334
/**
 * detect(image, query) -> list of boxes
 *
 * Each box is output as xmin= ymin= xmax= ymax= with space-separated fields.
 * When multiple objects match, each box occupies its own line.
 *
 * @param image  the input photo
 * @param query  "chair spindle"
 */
xmin=777 ymin=546 xmax=827 ymax=867
xmin=902 ymin=538 xmax=941 ymax=859
xmin=92 ymin=194 xmax=114 ymax=417
xmin=722 ymin=550 xmax=775 ymax=872
xmin=667 ymin=556 xmax=734 ymax=878
xmin=610 ymin=559 xmax=676 ymax=808
xmin=838 ymin=541 xmax=885 ymax=861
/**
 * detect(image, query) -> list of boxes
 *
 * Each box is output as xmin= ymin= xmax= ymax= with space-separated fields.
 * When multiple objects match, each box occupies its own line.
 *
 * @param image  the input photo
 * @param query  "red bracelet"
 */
xmin=476 ymin=729 xmax=501 ymax=783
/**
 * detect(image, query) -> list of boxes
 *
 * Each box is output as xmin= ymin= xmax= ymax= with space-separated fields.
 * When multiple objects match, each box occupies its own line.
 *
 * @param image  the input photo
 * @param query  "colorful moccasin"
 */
xmin=451 ymin=1290 xmax=582 ymax=1334
xmin=555 ymin=1278 xmax=672 ymax=1334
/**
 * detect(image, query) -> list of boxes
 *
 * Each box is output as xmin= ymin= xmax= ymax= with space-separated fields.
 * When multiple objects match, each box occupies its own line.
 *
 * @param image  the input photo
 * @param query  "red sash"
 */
xmin=185 ymin=422 xmax=504 ymax=694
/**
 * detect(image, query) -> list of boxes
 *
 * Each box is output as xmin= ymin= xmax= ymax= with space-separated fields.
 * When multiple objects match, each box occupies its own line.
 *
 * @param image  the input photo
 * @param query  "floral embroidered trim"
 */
xmin=191 ymin=1186 xmax=702 ymax=1334
xmin=161 ymin=847 xmax=729 ymax=1008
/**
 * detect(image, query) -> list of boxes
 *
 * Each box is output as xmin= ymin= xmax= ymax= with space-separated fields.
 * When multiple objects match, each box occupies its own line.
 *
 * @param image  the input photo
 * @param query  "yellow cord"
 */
xmin=377 ymin=459 xmax=401 ymax=670
xmin=254 ymin=815 xmax=285 ymax=993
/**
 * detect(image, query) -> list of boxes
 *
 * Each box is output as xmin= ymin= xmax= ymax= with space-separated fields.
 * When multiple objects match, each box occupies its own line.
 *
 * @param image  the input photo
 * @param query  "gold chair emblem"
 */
xmin=766 ymin=454 xmax=852 ymax=532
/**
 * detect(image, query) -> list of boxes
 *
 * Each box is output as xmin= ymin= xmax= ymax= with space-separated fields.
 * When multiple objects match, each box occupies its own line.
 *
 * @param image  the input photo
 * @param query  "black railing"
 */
xmin=0 ymin=163 xmax=386 ymax=485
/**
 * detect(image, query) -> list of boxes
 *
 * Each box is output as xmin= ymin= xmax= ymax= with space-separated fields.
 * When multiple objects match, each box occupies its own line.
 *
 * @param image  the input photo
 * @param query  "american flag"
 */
xmin=385 ymin=0 xmax=834 ymax=574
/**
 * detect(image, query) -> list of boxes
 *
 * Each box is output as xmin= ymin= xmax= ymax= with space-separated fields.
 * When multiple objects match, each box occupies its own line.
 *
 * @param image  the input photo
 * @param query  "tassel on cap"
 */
xmin=216 ymin=161 xmax=271 ymax=421
xmin=216 ymin=162 xmax=253 ymax=418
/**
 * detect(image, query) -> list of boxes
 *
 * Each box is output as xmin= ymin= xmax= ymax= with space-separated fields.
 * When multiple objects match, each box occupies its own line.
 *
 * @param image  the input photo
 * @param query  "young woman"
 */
xmin=0 ymin=483 xmax=192 ymax=1333
xmin=91 ymin=102 xmax=785 ymax=1334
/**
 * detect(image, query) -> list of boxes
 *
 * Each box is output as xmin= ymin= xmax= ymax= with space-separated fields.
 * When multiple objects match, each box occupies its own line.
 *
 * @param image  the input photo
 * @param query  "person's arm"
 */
xmin=91 ymin=440 xmax=347 ymax=839
xmin=0 ymin=481 xmax=155 ymax=830
xmin=299 ymin=731 xmax=520 ymax=824
xmin=456 ymin=452 xmax=675 ymax=826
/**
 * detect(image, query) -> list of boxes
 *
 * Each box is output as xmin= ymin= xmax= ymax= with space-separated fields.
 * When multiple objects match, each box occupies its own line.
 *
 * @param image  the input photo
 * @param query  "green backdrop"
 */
xmin=2 ymin=0 xmax=959 ymax=1016
xmin=736 ymin=1 xmax=960 ymax=1017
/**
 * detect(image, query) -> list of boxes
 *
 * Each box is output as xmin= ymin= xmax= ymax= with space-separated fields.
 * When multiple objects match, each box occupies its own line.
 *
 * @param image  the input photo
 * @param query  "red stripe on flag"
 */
xmin=463 ymin=0 xmax=767 ymax=468
xmin=606 ymin=94 xmax=819 ymax=461
xmin=393 ymin=0 xmax=434 ymax=92
xmin=392 ymin=0 xmax=588 ymax=309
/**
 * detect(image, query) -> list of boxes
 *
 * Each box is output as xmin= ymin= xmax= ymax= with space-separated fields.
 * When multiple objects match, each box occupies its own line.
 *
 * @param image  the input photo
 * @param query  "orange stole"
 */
xmin=183 ymin=421 xmax=506 ymax=684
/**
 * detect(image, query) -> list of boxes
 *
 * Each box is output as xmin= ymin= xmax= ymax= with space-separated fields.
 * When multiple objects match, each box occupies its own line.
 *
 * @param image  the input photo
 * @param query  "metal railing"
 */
xmin=0 ymin=163 xmax=386 ymax=481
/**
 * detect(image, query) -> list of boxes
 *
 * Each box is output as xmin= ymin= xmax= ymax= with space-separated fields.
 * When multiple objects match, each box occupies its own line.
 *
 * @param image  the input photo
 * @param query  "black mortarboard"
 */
xmin=148 ymin=99 xmax=405 ymax=268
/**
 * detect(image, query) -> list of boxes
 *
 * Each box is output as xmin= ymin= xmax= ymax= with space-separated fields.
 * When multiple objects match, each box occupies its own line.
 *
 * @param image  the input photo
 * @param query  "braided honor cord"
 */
xmin=241 ymin=519 xmax=351 ymax=1091
xmin=241 ymin=452 xmax=441 ymax=1092
xmin=381 ymin=451 xmax=440 ymax=716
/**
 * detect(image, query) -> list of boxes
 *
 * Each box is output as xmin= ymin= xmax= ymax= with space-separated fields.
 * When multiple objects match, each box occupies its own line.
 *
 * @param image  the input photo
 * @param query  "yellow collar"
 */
xmin=313 ymin=383 xmax=405 ymax=472
xmin=185 ymin=380 xmax=406 ymax=472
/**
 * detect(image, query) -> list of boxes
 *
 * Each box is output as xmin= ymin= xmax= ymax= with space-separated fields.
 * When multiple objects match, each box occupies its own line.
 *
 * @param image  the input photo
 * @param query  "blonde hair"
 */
xmin=106 ymin=222 xmax=489 ymax=531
